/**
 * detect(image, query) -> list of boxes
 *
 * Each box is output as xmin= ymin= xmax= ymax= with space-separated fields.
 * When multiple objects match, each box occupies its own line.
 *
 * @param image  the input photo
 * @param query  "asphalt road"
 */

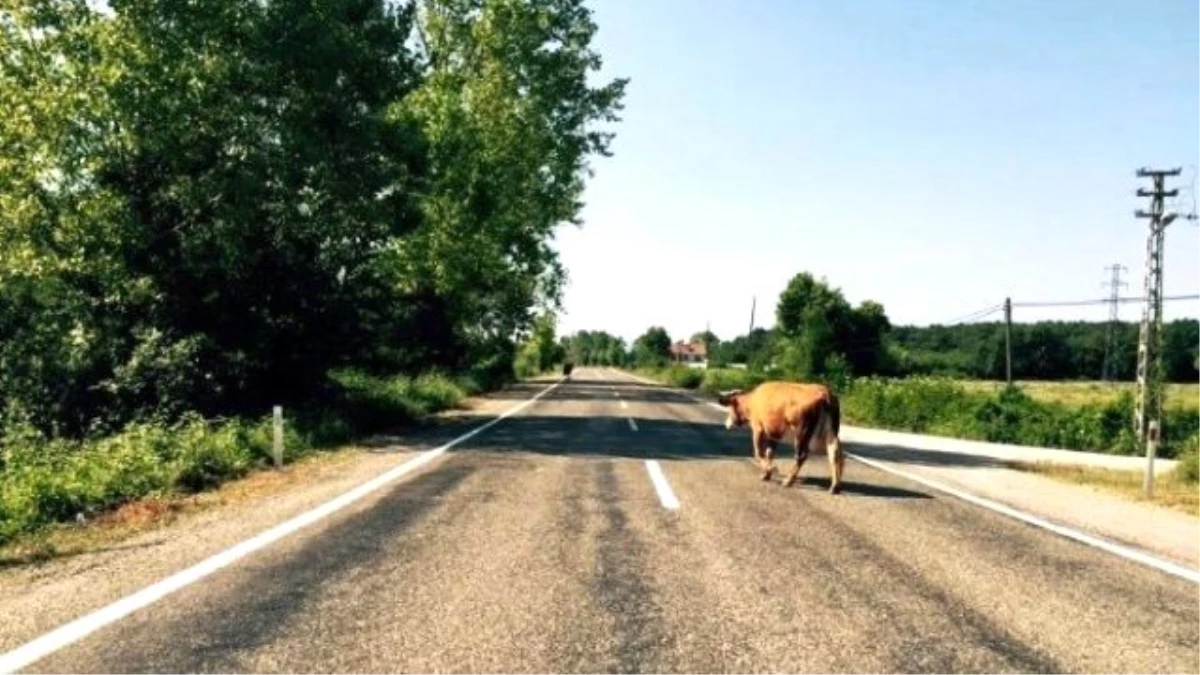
xmin=12 ymin=368 xmax=1200 ymax=673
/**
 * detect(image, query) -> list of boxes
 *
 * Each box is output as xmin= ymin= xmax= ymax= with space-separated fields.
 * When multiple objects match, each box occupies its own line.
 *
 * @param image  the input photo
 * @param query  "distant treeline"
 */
xmin=562 ymin=273 xmax=1199 ymax=383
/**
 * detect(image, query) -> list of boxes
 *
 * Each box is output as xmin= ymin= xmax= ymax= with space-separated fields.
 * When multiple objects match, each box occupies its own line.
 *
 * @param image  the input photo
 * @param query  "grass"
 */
xmin=1011 ymin=461 xmax=1199 ymax=516
xmin=958 ymin=380 xmax=1199 ymax=413
xmin=0 ymin=447 xmax=369 ymax=568
xmin=0 ymin=368 xmax=488 ymax=548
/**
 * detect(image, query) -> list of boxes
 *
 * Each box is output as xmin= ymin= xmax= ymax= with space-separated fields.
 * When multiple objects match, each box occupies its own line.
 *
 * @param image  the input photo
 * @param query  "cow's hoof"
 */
xmin=830 ymin=483 xmax=843 ymax=495
xmin=760 ymin=471 xmax=772 ymax=482
xmin=782 ymin=476 xmax=796 ymax=488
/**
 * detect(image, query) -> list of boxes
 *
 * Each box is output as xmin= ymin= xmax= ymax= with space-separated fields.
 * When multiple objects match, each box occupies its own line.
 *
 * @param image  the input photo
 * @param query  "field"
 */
xmin=958 ymin=380 xmax=1199 ymax=413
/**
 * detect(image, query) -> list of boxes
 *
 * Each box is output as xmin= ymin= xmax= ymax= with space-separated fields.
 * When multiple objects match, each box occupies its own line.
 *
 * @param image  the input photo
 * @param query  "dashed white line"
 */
xmin=619 ymin=400 xmax=629 ymax=410
xmin=645 ymin=460 xmax=680 ymax=510
xmin=0 ymin=377 xmax=568 ymax=675
xmin=627 ymin=417 xmax=639 ymax=432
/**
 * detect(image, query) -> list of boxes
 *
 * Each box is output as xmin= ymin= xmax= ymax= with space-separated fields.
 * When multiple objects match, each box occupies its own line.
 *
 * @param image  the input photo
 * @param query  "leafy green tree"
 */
xmin=632 ymin=327 xmax=671 ymax=366
xmin=773 ymin=272 xmax=890 ymax=379
xmin=396 ymin=0 xmax=628 ymax=355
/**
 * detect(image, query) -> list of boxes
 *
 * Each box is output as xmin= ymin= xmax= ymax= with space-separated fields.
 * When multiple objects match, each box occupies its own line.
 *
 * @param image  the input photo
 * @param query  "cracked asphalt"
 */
xmin=4 ymin=367 xmax=1197 ymax=674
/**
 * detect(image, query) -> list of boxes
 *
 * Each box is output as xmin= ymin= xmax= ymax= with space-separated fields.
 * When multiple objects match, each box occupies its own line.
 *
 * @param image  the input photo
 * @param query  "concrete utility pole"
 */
xmin=1133 ymin=167 xmax=1181 ymax=496
xmin=1101 ymin=263 xmax=1128 ymax=382
xmin=1004 ymin=297 xmax=1012 ymax=385
xmin=748 ymin=296 xmax=756 ymax=334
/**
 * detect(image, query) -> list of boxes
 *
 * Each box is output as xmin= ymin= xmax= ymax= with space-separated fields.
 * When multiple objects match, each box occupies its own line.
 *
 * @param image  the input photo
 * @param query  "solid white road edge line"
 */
xmin=608 ymin=368 xmax=1200 ymax=585
xmin=645 ymin=460 xmax=680 ymax=510
xmin=0 ymin=376 xmax=568 ymax=675
xmin=845 ymin=453 xmax=1200 ymax=584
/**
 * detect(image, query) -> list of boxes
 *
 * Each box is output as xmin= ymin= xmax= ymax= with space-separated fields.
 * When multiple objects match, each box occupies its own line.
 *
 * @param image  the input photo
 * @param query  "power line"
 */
xmin=941 ymin=303 xmax=1005 ymax=325
xmin=1011 ymin=294 xmax=1198 ymax=309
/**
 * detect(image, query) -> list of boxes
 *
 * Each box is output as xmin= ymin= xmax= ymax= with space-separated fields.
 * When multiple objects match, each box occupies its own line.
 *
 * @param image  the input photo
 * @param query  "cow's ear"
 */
xmin=717 ymin=389 xmax=741 ymax=406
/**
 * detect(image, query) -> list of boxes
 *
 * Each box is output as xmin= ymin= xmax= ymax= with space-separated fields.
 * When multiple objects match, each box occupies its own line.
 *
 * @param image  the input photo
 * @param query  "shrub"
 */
xmin=0 ymin=367 xmax=478 ymax=545
xmin=1175 ymin=437 xmax=1198 ymax=484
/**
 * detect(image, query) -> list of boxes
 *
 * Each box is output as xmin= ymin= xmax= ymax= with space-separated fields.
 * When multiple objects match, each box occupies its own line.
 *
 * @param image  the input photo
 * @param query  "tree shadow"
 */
xmin=351 ymin=408 xmax=934 ymax=500
xmin=482 ymin=377 xmax=705 ymax=405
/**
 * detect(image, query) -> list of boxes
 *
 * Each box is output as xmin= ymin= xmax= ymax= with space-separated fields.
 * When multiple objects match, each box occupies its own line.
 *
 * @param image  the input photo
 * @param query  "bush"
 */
xmin=699 ymin=368 xmax=766 ymax=394
xmin=841 ymin=377 xmax=1200 ymax=459
xmin=0 ymin=367 xmax=480 ymax=545
xmin=1175 ymin=436 xmax=1198 ymax=484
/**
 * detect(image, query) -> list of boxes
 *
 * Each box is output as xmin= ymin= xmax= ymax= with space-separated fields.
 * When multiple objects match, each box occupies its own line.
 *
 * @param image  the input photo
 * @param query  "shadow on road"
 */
xmin=847 ymin=444 xmax=1017 ymax=470
xmin=481 ymin=377 xmax=710 ymax=405
xmin=358 ymin=409 xmax=931 ymax=500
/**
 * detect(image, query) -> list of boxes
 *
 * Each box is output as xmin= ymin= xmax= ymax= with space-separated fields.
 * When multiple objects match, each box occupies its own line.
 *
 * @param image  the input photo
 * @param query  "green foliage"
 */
xmin=772 ymin=272 xmax=891 ymax=380
xmin=888 ymin=319 xmax=1198 ymax=383
xmin=1176 ymin=437 xmax=1198 ymax=484
xmin=515 ymin=312 xmax=564 ymax=377
xmin=841 ymin=377 xmax=1199 ymax=458
xmin=561 ymin=330 xmax=626 ymax=366
xmin=0 ymin=368 xmax=474 ymax=543
xmin=632 ymin=327 xmax=671 ymax=366
xmin=0 ymin=0 xmax=627 ymax=539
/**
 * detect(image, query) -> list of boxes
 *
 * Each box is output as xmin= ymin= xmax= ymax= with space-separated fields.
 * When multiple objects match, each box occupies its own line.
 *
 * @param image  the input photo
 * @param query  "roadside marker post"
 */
xmin=273 ymin=405 xmax=284 ymax=468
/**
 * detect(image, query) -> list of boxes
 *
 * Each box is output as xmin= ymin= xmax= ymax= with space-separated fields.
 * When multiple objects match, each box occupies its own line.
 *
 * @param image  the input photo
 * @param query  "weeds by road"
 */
xmin=1012 ymin=460 xmax=1199 ymax=516
xmin=0 ymin=370 xmax=489 ymax=547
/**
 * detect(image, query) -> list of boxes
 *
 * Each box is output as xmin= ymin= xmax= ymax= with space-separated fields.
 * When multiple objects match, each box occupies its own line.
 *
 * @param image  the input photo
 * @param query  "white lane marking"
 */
xmin=846 ymin=454 xmax=1200 ymax=584
xmin=620 ymin=400 xmax=629 ymax=410
xmin=627 ymin=417 xmax=639 ymax=432
xmin=0 ymin=377 xmax=567 ymax=675
xmin=645 ymin=460 xmax=680 ymax=510
xmin=609 ymin=368 xmax=1200 ymax=585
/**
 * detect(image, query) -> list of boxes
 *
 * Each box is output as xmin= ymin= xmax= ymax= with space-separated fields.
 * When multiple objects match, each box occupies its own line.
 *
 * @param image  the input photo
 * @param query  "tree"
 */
xmin=632 ymin=327 xmax=671 ymax=366
xmin=396 ymin=0 xmax=629 ymax=352
xmin=773 ymin=272 xmax=890 ymax=379
xmin=515 ymin=312 xmax=562 ymax=376
xmin=0 ymin=0 xmax=630 ymax=437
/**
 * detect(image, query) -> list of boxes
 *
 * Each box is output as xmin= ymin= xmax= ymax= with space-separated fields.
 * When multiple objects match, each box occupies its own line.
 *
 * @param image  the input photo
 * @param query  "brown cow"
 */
xmin=716 ymin=381 xmax=845 ymax=493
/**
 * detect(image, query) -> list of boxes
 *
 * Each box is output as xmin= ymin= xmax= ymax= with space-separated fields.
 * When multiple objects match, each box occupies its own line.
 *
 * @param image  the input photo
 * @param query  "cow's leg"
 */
xmin=782 ymin=403 xmax=820 ymax=482
xmin=827 ymin=431 xmax=845 ymax=494
xmin=761 ymin=438 xmax=777 ymax=481
xmin=750 ymin=426 xmax=761 ymax=464
xmin=784 ymin=422 xmax=815 ymax=488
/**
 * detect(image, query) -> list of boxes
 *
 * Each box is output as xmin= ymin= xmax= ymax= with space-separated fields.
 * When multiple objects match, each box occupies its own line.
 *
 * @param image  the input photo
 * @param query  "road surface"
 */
xmin=6 ymin=368 xmax=1198 ymax=673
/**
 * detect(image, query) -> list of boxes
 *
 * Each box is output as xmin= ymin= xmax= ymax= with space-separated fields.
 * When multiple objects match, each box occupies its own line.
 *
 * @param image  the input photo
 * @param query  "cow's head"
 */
xmin=717 ymin=389 xmax=747 ymax=429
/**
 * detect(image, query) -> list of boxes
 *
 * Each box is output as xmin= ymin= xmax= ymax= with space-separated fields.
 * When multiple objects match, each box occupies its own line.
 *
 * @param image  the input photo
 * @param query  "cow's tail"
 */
xmin=821 ymin=390 xmax=845 ymax=493
xmin=828 ymin=391 xmax=841 ymax=438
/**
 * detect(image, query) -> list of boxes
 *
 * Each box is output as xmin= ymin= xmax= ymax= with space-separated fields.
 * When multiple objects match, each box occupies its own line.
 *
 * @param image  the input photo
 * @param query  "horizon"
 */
xmin=552 ymin=0 xmax=1200 ymax=347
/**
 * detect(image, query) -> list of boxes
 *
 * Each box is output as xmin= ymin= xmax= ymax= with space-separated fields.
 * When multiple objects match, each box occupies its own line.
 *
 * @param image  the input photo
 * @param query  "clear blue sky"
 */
xmin=552 ymin=0 xmax=1200 ymax=346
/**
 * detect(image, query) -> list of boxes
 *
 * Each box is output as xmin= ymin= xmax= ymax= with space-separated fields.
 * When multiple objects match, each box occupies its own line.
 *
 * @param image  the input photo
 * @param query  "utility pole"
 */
xmin=748 ymin=296 xmax=756 ymax=334
xmin=1134 ymin=167 xmax=1181 ymax=496
xmin=1004 ymin=297 xmax=1012 ymax=386
xmin=1101 ymin=263 xmax=1128 ymax=382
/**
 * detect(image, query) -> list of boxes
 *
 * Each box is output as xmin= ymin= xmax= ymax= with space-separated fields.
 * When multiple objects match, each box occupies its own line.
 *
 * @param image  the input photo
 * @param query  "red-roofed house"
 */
xmin=669 ymin=340 xmax=708 ymax=368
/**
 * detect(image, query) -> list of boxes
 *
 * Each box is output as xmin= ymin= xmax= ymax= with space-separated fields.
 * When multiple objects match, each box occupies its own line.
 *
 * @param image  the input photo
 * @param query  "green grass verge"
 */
xmin=0 ymin=369 xmax=483 ymax=545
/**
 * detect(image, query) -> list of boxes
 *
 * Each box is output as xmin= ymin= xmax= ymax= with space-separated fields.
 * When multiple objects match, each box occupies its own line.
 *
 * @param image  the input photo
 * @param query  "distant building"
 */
xmin=668 ymin=340 xmax=708 ymax=369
